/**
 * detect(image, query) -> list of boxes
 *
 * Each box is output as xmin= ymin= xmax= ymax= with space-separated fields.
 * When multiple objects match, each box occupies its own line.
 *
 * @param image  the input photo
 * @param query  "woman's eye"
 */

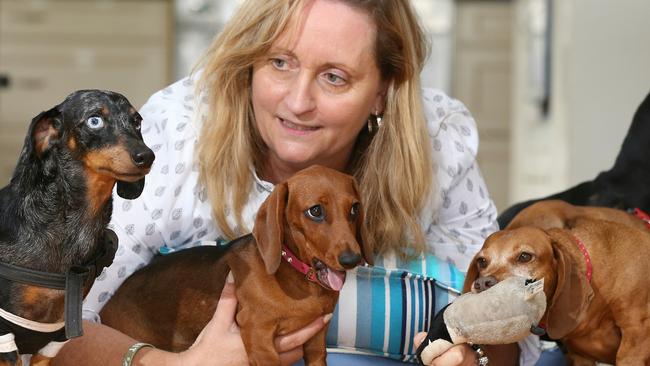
xmin=86 ymin=116 xmax=104 ymax=129
xmin=517 ymin=252 xmax=533 ymax=263
xmin=350 ymin=202 xmax=360 ymax=221
xmin=271 ymin=58 xmax=289 ymax=70
xmin=323 ymin=72 xmax=346 ymax=86
xmin=305 ymin=205 xmax=325 ymax=222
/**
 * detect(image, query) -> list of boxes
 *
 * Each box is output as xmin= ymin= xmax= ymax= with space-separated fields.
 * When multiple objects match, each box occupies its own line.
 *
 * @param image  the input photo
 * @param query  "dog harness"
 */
xmin=0 ymin=313 xmax=67 ymax=356
xmin=0 ymin=229 xmax=118 ymax=355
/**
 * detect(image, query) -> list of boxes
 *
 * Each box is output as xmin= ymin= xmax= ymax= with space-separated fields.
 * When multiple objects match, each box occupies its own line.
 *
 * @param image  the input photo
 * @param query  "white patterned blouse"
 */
xmin=82 ymin=75 xmax=538 ymax=363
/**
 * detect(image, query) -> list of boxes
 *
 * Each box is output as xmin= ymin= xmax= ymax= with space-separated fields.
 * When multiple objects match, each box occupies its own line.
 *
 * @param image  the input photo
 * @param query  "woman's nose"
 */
xmin=284 ymin=73 xmax=316 ymax=116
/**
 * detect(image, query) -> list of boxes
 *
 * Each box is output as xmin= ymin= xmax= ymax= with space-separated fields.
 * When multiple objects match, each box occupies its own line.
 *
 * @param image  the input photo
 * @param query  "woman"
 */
xmin=53 ymin=0 xmax=531 ymax=365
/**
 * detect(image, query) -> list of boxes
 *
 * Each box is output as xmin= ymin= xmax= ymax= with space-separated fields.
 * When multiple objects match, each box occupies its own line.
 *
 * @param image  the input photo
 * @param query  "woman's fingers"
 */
xmin=274 ymin=313 xmax=332 ymax=352
xmin=413 ymin=332 xmax=427 ymax=348
xmin=430 ymin=344 xmax=475 ymax=366
xmin=212 ymin=272 xmax=239 ymax=331
xmin=183 ymin=273 xmax=249 ymax=366
xmin=193 ymin=273 xmax=238 ymax=345
xmin=278 ymin=347 xmax=305 ymax=366
xmin=413 ymin=332 xmax=477 ymax=366
xmin=191 ymin=273 xmax=332 ymax=366
xmin=274 ymin=314 xmax=332 ymax=365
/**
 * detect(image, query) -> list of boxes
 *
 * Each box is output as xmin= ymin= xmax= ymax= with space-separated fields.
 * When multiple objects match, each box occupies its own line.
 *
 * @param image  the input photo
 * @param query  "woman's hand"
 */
xmin=414 ymin=332 xmax=519 ymax=366
xmin=180 ymin=273 xmax=331 ymax=366
xmin=413 ymin=332 xmax=477 ymax=366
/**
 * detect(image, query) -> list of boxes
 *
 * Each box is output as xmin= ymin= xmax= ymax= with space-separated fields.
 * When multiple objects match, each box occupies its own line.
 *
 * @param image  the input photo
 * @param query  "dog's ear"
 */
xmin=462 ymin=254 xmax=480 ymax=294
xmin=351 ymin=179 xmax=373 ymax=265
xmin=544 ymin=229 xmax=594 ymax=339
xmin=26 ymin=106 xmax=62 ymax=159
xmin=253 ymin=181 xmax=288 ymax=275
xmin=117 ymin=178 xmax=146 ymax=199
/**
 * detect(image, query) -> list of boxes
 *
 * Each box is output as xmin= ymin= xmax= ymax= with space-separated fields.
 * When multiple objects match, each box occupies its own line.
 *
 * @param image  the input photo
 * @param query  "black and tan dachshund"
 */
xmin=0 ymin=90 xmax=154 ymax=366
xmin=498 ymin=91 xmax=650 ymax=228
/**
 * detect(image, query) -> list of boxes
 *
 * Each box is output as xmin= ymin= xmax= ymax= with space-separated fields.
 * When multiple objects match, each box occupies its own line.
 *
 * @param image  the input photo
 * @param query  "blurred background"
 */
xmin=1 ymin=0 xmax=649 ymax=213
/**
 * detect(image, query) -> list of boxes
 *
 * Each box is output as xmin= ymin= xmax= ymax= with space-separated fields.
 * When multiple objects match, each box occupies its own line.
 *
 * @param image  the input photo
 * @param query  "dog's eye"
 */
xmin=305 ymin=205 xmax=325 ymax=222
xmin=476 ymin=257 xmax=488 ymax=269
xmin=517 ymin=252 xmax=533 ymax=263
xmin=349 ymin=202 xmax=360 ymax=221
xmin=86 ymin=116 xmax=105 ymax=129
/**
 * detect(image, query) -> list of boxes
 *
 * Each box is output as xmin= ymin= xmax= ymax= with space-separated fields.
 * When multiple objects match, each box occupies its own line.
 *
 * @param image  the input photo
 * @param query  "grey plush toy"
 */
xmin=416 ymin=276 xmax=547 ymax=365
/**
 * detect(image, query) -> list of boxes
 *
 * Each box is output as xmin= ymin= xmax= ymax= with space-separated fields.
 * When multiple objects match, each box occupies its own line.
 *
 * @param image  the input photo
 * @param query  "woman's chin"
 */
xmin=273 ymin=150 xmax=318 ymax=167
xmin=268 ymin=145 xmax=347 ymax=174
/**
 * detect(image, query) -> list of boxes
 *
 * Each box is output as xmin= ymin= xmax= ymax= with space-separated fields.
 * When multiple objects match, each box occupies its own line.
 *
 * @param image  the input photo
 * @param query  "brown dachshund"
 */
xmin=464 ymin=200 xmax=650 ymax=365
xmin=506 ymin=199 xmax=649 ymax=232
xmin=100 ymin=165 xmax=373 ymax=366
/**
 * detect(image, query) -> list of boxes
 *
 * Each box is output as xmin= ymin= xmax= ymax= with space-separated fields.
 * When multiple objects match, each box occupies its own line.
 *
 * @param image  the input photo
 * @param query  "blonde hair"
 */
xmin=196 ymin=0 xmax=434 ymax=256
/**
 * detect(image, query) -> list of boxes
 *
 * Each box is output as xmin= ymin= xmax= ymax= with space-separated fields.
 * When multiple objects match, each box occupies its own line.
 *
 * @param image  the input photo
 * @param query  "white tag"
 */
xmin=524 ymin=278 xmax=544 ymax=300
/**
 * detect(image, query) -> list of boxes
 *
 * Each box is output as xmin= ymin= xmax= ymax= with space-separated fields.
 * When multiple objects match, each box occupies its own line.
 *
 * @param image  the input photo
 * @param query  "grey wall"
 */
xmin=564 ymin=0 xmax=650 ymax=183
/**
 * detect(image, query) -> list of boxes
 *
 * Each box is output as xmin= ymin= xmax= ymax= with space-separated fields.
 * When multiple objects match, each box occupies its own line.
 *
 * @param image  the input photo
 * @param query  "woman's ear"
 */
xmin=372 ymin=81 xmax=389 ymax=115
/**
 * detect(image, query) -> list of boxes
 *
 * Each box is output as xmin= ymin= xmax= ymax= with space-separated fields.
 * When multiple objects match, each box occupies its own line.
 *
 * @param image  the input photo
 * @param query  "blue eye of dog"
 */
xmin=305 ymin=205 xmax=325 ymax=222
xmin=86 ymin=116 xmax=104 ymax=129
xmin=350 ymin=202 xmax=360 ymax=220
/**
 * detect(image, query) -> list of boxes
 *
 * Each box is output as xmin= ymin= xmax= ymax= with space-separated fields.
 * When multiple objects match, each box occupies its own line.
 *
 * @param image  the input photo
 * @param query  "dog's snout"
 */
xmin=338 ymin=250 xmax=362 ymax=269
xmin=473 ymin=276 xmax=497 ymax=292
xmin=131 ymin=148 xmax=155 ymax=168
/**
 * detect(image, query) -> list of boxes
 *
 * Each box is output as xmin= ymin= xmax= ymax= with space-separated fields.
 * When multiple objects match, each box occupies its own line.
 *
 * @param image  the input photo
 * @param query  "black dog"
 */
xmin=0 ymin=90 xmax=154 ymax=365
xmin=498 ymin=91 xmax=650 ymax=228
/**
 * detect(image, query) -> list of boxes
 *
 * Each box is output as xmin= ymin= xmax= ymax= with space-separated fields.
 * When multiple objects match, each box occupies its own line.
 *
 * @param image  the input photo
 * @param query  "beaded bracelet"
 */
xmin=122 ymin=342 xmax=154 ymax=366
xmin=470 ymin=344 xmax=489 ymax=366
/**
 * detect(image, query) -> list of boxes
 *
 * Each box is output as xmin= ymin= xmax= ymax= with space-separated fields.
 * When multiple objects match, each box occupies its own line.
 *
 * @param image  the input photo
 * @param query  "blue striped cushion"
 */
xmin=326 ymin=253 xmax=465 ymax=361
xmin=182 ymin=241 xmax=465 ymax=361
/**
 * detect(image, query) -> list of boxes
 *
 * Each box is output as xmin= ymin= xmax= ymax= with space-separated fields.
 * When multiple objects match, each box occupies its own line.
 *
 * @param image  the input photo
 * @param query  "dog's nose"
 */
xmin=131 ymin=148 xmax=155 ymax=168
xmin=473 ymin=276 xmax=497 ymax=292
xmin=338 ymin=250 xmax=362 ymax=269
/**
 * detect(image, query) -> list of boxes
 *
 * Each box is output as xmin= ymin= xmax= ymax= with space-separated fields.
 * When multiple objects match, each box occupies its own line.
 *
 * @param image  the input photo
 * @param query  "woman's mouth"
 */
xmin=279 ymin=118 xmax=320 ymax=135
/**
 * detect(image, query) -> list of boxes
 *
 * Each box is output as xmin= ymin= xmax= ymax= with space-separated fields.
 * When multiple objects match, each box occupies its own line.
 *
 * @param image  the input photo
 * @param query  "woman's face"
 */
xmin=251 ymin=0 xmax=385 ymax=181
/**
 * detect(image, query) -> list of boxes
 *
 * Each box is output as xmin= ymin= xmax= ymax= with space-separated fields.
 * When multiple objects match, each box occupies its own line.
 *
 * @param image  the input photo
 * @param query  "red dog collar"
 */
xmin=280 ymin=245 xmax=346 ymax=291
xmin=537 ymin=234 xmax=593 ymax=335
xmin=632 ymin=208 xmax=650 ymax=230
xmin=281 ymin=245 xmax=318 ymax=283
xmin=571 ymin=234 xmax=593 ymax=283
